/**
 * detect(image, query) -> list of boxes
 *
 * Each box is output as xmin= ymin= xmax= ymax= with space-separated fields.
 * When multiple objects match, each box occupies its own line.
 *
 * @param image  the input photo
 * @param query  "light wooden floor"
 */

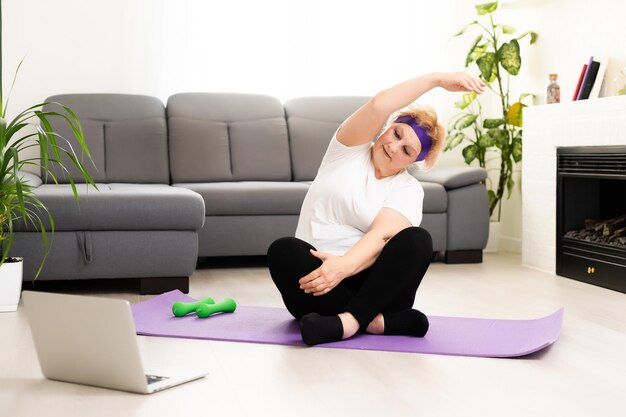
xmin=1 ymin=253 xmax=625 ymax=417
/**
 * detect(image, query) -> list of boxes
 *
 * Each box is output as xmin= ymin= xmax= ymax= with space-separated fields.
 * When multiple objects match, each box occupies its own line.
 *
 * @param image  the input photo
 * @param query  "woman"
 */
xmin=268 ymin=72 xmax=485 ymax=345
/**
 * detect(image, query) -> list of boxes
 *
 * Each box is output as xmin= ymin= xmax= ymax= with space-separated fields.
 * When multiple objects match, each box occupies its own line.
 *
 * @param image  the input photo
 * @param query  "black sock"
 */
xmin=383 ymin=309 xmax=429 ymax=337
xmin=299 ymin=313 xmax=344 ymax=346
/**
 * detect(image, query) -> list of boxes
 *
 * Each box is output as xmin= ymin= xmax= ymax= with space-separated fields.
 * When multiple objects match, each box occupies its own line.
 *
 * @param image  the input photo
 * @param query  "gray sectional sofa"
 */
xmin=11 ymin=93 xmax=488 ymax=294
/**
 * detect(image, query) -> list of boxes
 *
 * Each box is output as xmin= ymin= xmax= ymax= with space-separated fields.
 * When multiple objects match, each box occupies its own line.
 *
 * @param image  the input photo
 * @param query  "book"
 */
xmin=588 ymin=54 xmax=609 ymax=99
xmin=576 ymin=56 xmax=595 ymax=100
xmin=578 ymin=60 xmax=600 ymax=100
xmin=572 ymin=64 xmax=587 ymax=101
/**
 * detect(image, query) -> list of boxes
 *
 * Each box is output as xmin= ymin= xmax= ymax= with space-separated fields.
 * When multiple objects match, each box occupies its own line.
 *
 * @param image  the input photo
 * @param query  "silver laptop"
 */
xmin=23 ymin=291 xmax=208 ymax=394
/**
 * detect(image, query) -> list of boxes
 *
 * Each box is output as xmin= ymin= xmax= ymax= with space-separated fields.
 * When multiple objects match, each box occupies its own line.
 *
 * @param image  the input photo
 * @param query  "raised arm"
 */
xmin=337 ymin=72 xmax=485 ymax=147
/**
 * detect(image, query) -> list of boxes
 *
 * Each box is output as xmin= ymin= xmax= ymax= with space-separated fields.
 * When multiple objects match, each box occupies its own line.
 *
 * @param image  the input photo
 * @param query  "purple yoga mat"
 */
xmin=131 ymin=290 xmax=564 ymax=358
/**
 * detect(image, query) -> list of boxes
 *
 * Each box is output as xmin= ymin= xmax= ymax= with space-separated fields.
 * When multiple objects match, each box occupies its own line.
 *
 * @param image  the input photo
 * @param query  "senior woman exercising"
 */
xmin=267 ymin=72 xmax=485 ymax=345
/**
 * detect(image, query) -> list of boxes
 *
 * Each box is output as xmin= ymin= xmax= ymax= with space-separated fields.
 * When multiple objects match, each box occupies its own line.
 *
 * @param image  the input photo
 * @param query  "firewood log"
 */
xmin=603 ymin=216 xmax=626 ymax=236
xmin=614 ymin=227 xmax=626 ymax=238
xmin=585 ymin=219 xmax=601 ymax=231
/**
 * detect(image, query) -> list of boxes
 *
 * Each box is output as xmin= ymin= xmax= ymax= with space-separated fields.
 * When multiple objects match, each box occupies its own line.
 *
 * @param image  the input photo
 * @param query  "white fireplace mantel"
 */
xmin=522 ymin=95 xmax=626 ymax=273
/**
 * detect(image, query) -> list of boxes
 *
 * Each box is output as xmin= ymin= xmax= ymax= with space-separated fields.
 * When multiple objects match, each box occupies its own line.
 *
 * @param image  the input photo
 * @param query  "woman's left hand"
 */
xmin=299 ymin=250 xmax=354 ymax=296
xmin=438 ymin=72 xmax=486 ymax=94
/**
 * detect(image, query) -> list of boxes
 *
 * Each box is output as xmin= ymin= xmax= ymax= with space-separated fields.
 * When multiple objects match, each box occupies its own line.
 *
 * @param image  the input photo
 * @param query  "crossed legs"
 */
xmin=267 ymin=227 xmax=433 ymax=345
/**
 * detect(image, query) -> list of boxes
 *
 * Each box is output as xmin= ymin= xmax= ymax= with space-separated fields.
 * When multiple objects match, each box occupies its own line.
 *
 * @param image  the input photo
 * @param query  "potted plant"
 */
xmin=0 ymin=1 xmax=96 ymax=311
xmin=444 ymin=1 xmax=537 ymax=251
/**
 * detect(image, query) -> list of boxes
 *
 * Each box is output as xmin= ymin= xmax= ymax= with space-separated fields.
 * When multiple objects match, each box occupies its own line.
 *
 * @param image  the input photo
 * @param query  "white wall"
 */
xmin=3 ymin=0 xmax=480 ymax=174
xmin=5 ymin=1 xmax=625 ymax=253
xmin=3 ymin=0 xmax=132 ymax=117
xmin=3 ymin=0 xmax=471 ymax=108
xmin=3 ymin=0 xmax=472 ymax=164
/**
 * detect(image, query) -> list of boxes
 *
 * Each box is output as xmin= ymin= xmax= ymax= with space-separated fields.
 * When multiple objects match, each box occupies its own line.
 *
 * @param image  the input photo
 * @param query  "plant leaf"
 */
xmin=453 ymin=20 xmax=478 ymax=37
xmin=506 ymin=154 xmax=514 ymax=172
xmin=483 ymin=118 xmax=505 ymax=128
xmin=476 ymin=52 xmax=496 ymax=82
xmin=6 ymin=102 xmax=47 ymax=129
xmin=507 ymin=102 xmax=526 ymax=127
xmin=500 ymin=25 xmax=516 ymax=34
xmin=518 ymin=93 xmax=534 ymax=103
xmin=478 ymin=131 xmax=495 ymax=147
xmin=454 ymin=114 xmax=478 ymax=130
xmin=0 ymin=117 xmax=6 ymax=150
xmin=490 ymin=128 xmax=510 ymax=148
xmin=475 ymin=2 xmax=498 ymax=16
xmin=10 ymin=149 xmax=27 ymax=220
xmin=445 ymin=131 xmax=465 ymax=151
xmin=506 ymin=175 xmax=515 ymax=198
xmin=462 ymin=144 xmax=479 ymax=164
xmin=512 ymin=137 xmax=523 ymax=162
xmin=2 ymin=57 xmax=26 ymax=118
xmin=516 ymin=31 xmax=538 ymax=44
xmin=454 ymin=92 xmax=477 ymax=110
xmin=498 ymin=39 xmax=521 ymax=75
xmin=477 ymin=132 xmax=496 ymax=149
xmin=465 ymin=35 xmax=483 ymax=67
xmin=488 ymin=190 xmax=496 ymax=207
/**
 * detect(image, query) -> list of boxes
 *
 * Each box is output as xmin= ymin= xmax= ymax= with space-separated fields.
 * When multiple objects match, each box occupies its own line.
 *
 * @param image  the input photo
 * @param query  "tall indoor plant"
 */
xmin=445 ymin=1 xmax=537 ymax=221
xmin=0 ymin=0 xmax=96 ymax=310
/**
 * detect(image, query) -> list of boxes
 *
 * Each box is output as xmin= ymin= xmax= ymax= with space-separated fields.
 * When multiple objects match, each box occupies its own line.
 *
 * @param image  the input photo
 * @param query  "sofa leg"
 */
xmin=444 ymin=250 xmax=483 ymax=264
xmin=138 ymin=277 xmax=189 ymax=295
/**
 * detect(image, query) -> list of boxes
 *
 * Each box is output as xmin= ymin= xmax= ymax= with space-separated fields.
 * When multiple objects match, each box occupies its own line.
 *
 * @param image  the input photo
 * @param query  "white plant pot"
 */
xmin=484 ymin=222 xmax=502 ymax=253
xmin=0 ymin=257 xmax=23 ymax=312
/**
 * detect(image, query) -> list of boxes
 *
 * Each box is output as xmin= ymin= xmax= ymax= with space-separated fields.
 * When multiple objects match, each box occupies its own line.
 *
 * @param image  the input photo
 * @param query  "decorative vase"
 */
xmin=484 ymin=222 xmax=501 ymax=253
xmin=0 ymin=257 xmax=23 ymax=312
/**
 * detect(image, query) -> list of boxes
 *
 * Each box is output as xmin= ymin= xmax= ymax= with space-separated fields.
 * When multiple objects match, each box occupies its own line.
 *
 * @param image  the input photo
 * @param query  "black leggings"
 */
xmin=267 ymin=227 xmax=432 ymax=330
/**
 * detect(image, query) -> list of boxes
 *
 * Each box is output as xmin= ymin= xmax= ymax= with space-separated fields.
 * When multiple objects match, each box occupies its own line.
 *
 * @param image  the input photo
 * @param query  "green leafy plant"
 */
xmin=445 ymin=1 xmax=537 ymax=220
xmin=0 ymin=0 xmax=96 ymax=276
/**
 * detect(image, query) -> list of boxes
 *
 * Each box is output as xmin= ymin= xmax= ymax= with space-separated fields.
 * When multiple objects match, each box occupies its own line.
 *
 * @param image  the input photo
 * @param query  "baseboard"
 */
xmin=499 ymin=235 xmax=522 ymax=254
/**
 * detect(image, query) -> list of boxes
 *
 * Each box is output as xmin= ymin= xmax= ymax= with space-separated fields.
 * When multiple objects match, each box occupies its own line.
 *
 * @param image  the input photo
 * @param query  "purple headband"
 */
xmin=394 ymin=115 xmax=433 ymax=162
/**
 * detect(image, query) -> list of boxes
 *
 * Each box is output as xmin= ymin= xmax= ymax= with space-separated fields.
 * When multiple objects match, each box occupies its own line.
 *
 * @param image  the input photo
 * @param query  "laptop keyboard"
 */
xmin=146 ymin=374 xmax=169 ymax=385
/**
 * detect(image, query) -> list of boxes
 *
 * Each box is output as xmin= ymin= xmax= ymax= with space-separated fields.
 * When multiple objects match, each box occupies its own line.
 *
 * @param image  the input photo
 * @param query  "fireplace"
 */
xmin=556 ymin=145 xmax=626 ymax=292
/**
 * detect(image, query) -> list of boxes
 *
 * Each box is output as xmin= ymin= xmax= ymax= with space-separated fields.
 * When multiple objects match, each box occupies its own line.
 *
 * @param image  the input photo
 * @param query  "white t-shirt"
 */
xmin=295 ymin=132 xmax=424 ymax=256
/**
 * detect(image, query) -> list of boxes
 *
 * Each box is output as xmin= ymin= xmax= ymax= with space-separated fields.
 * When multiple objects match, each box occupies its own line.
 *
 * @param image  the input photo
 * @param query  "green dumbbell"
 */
xmin=172 ymin=297 xmax=215 ymax=317
xmin=195 ymin=298 xmax=237 ymax=318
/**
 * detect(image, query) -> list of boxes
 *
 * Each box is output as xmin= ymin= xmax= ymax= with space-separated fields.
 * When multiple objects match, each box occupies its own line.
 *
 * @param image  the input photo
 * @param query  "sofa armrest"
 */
xmin=17 ymin=171 xmax=43 ymax=188
xmin=408 ymin=166 xmax=487 ymax=190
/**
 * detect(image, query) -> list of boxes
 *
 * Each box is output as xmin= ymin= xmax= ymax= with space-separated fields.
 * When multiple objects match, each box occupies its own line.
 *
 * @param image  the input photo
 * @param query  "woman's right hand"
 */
xmin=437 ymin=72 xmax=486 ymax=94
xmin=299 ymin=250 xmax=353 ymax=296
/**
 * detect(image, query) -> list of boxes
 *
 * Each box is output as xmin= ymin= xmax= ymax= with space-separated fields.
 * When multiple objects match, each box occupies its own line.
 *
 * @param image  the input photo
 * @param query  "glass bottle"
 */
xmin=546 ymin=73 xmax=560 ymax=104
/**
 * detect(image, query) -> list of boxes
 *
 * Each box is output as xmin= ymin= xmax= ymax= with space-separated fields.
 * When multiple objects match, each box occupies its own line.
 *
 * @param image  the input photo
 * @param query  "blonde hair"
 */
xmin=387 ymin=104 xmax=446 ymax=171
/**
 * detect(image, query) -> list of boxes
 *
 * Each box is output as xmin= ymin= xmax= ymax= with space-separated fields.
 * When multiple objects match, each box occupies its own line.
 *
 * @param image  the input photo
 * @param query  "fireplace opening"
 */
xmin=557 ymin=146 xmax=626 ymax=293
xmin=564 ymin=214 xmax=626 ymax=249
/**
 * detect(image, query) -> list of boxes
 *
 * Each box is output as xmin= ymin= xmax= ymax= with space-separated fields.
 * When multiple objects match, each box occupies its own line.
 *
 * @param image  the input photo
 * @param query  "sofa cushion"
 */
xmin=173 ymin=182 xmax=310 ymax=216
xmin=421 ymin=182 xmax=447 ymax=213
xmin=285 ymin=96 xmax=370 ymax=181
xmin=14 ymin=184 xmax=205 ymax=232
xmin=43 ymin=94 xmax=170 ymax=184
xmin=167 ymin=93 xmax=291 ymax=182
